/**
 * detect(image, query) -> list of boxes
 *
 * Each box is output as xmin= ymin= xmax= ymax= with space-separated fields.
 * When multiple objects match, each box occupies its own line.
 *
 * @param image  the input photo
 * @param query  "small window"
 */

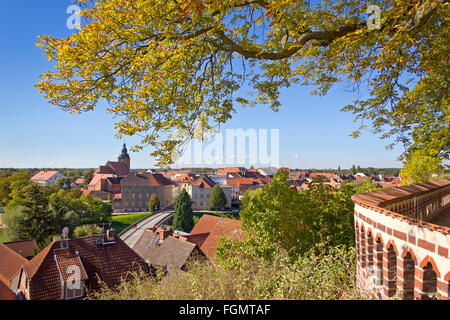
xmin=66 ymin=283 xmax=83 ymax=300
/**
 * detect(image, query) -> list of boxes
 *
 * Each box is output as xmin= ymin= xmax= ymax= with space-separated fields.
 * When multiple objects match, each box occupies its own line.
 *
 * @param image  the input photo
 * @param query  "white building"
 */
xmin=30 ymin=171 xmax=65 ymax=186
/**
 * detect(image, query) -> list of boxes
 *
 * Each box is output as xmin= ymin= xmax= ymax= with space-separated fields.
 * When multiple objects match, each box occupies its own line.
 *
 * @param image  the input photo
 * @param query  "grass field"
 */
xmin=0 ymin=228 xmax=5 ymax=242
xmin=110 ymin=212 xmax=151 ymax=233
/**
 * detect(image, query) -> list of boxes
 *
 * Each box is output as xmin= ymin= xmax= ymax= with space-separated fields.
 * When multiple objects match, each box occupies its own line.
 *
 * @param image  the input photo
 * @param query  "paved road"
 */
xmin=119 ymin=210 xmax=174 ymax=248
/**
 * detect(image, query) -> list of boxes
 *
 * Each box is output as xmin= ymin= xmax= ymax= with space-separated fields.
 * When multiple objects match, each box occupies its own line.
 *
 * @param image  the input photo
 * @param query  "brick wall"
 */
xmin=354 ymin=203 xmax=450 ymax=300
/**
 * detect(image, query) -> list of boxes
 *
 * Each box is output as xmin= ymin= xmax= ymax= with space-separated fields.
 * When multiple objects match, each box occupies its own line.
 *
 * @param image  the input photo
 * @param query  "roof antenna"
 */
xmin=61 ymin=227 xmax=69 ymax=240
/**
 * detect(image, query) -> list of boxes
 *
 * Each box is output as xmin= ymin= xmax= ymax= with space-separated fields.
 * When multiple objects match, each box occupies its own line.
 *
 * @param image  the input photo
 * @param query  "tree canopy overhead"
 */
xmin=37 ymin=0 xmax=449 ymax=167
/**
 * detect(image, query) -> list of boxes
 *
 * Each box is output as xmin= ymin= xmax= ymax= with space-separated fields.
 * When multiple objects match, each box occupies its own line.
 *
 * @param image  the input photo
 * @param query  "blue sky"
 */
xmin=0 ymin=0 xmax=404 ymax=169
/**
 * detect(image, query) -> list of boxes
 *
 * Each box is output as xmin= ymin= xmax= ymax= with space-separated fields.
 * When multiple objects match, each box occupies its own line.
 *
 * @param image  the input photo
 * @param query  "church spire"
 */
xmin=119 ymin=143 xmax=130 ymax=159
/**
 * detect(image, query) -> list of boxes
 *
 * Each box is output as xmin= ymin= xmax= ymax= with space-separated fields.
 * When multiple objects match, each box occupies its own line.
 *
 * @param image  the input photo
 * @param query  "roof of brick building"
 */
xmin=122 ymin=172 xmax=175 ymax=188
xmin=0 ymin=242 xmax=28 ymax=286
xmin=133 ymin=229 xmax=200 ymax=270
xmin=216 ymin=167 xmax=244 ymax=173
xmin=352 ymin=179 xmax=450 ymax=208
xmin=189 ymin=215 xmax=243 ymax=259
xmin=21 ymin=234 xmax=148 ymax=300
xmin=106 ymin=161 xmax=129 ymax=176
xmin=191 ymin=176 xmax=216 ymax=189
xmin=3 ymin=239 xmax=37 ymax=259
xmin=0 ymin=279 xmax=16 ymax=300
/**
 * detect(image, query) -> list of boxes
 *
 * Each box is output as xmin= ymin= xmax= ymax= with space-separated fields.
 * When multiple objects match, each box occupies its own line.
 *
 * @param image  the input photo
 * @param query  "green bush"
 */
xmin=74 ymin=224 xmax=100 ymax=238
xmin=91 ymin=245 xmax=365 ymax=300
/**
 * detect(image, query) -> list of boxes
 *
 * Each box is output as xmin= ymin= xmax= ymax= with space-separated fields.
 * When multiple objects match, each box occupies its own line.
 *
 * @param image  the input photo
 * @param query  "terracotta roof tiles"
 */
xmin=30 ymin=171 xmax=61 ymax=182
xmin=21 ymin=234 xmax=148 ymax=300
xmin=3 ymin=239 xmax=37 ymax=259
xmin=0 ymin=242 xmax=28 ymax=286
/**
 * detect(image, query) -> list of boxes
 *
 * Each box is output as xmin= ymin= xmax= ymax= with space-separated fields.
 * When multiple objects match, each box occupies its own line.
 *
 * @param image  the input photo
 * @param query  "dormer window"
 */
xmin=66 ymin=282 xmax=83 ymax=300
xmin=61 ymin=241 xmax=68 ymax=249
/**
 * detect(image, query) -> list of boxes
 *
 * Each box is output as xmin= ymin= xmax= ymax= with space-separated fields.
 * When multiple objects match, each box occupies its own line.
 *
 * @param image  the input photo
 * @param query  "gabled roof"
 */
xmin=226 ymin=177 xmax=261 ymax=187
xmin=95 ymin=165 xmax=115 ymax=175
xmin=216 ymin=167 xmax=245 ymax=174
xmin=0 ymin=242 xmax=28 ymax=286
xmin=30 ymin=171 xmax=62 ymax=182
xmin=21 ymin=234 xmax=148 ymax=300
xmin=3 ymin=239 xmax=38 ymax=259
xmin=191 ymin=175 xmax=216 ymax=189
xmin=257 ymin=167 xmax=278 ymax=176
xmin=164 ymin=170 xmax=194 ymax=178
xmin=189 ymin=215 xmax=243 ymax=259
xmin=121 ymin=173 xmax=175 ymax=188
xmin=133 ymin=229 xmax=199 ymax=270
xmin=88 ymin=173 xmax=114 ymax=186
xmin=184 ymin=233 xmax=210 ymax=248
xmin=74 ymin=178 xmax=85 ymax=185
xmin=106 ymin=161 xmax=129 ymax=176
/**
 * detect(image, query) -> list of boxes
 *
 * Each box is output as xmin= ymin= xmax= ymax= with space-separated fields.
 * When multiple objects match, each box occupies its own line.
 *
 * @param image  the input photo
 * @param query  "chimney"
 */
xmin=148 ymin=224 xmax=157 ymax=232
xmin=107 ymin=228 xmax=116 ymax=240
xmin=159 ymin=228 xmax=172 ymax=241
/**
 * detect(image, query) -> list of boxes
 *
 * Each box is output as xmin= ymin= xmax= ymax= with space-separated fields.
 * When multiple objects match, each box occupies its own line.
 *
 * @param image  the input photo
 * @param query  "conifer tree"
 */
xmin=172 ymin=189 xmax=194 ymax=232
xmin=20 ymin=184 xmax=54 ymax=243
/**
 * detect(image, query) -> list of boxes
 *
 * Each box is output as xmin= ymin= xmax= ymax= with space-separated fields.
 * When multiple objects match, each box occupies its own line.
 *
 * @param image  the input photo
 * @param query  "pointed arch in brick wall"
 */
xmin=419 ymin=256 xmax=441 ymax=278
xmin=374 ymin=233 xmax=385 ymax=247
xmin=401 ymin=247 xmax=418 ymax=265
xmin=385 ymin=239 xmax=399 ymax=256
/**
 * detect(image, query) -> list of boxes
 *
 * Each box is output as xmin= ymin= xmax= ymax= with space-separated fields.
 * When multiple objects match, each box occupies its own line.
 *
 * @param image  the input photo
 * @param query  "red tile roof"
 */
xmin=21 ymin=234 xmax=148 ymax=300
xmin=309 ymin=172 xmax=336 ymax=178
xmin=352 ymin=179 xmax=450 ymax=208
xmin=0 ymin=279 xmax=16 ymax=300
xmin=226 ymin=177 xmax=261 ymax=187
xmin=190 ymin=176 xmax=215 ymax=189
xmin=216 ymin=167 xmax=244 ymax=173
xmin=0 ymin=243 xmax=28 ymax=286
xmin=189 ymin=215 xmax=243 ymax=259
xmin=54 ymin=249 xmax=89 ymax=282
xmin=184 ymin=233 xmax=210 ymax=248
xmin=3 ymin=240 xmax=38 ymax=259
xmin=30 ymin=171 xmax=61 ymax=182
xmin=164 ymin=170 xmax=194 ymax=178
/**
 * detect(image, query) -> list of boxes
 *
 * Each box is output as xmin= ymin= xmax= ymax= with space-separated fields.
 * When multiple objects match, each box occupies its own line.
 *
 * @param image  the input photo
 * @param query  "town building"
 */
xmin=352 ymin=179 xmax=450 ymax=300
xmin=177 ymin=175 xmax=232 ymax=210
xmin=2 ymin=240 xmax=37 ymax=260
xmin=87 ymin=143 xmax=131 ymax=193
xmin=13 ymin=230 xmax=148 ymax=300
xmin=0 ymin=242 xmax=28 ymax=290
xmin=185 ymin=215 xmax=243 ymax=259
xmin=30 ymin=170 xmax=65 ymax=186
xmin=132 ymin=225 xmax=205 ymax=271
xmin=119 ymin=172 xmax=175 ymax=212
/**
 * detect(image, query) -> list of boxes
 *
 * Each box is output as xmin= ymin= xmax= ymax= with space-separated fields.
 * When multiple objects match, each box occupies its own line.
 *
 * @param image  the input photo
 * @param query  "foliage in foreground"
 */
xmin=92 ymin=245 xmax=365 ymax=300
xmin=37 ymin=0 xmax=449 ymax=167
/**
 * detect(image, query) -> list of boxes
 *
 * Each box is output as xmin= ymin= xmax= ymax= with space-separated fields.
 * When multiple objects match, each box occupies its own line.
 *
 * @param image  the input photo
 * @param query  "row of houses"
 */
xmin=0 ymin=214 xmax=242 ymax=300
xmin=29 ymin=145 xmax=402 ymax=212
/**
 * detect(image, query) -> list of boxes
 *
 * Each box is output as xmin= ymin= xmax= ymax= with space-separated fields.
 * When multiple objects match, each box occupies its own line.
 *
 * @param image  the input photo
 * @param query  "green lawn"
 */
xmin=0 ymin=228 xmax=5 ymax=242
xmin=110 ymin=212 xmax=152 ymax=233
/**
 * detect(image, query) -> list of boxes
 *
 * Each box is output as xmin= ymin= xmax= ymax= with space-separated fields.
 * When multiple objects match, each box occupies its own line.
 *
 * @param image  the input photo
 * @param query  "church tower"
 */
xmin=118 ymin=143 xmax=130 ymax=175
